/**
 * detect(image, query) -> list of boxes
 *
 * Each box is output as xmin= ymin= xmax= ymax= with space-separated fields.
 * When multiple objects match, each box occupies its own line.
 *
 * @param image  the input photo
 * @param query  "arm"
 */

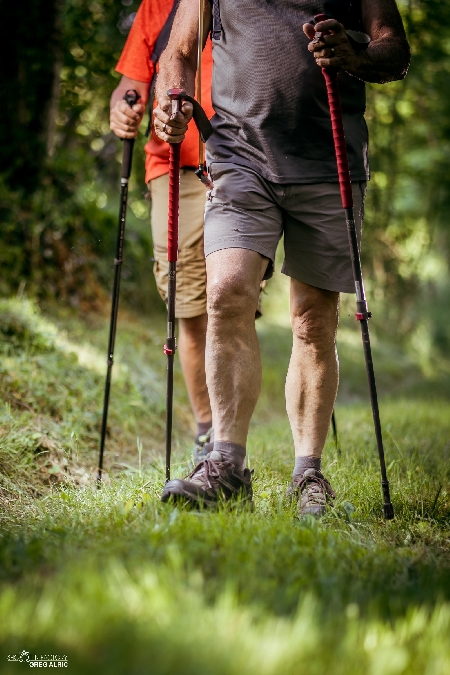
xmin=303 ymin=0 xmax=410 ymax=84
xmin=153 ymin=0 xmax=212 ymax=143
xmin=110 ymin=76 xmax=149 ymax=139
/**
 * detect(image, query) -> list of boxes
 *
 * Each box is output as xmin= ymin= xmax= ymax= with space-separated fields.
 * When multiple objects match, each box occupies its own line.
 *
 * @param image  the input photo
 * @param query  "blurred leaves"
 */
xmin=0 ymin=0 xmax=449 ymax=337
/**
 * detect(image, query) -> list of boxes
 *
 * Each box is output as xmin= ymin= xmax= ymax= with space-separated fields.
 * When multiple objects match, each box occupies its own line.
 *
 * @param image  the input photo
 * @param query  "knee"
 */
xmin=207 ymin=275 xmax=257 ymax=322
xmin=291 ymin=305 xmax=338 ymax=348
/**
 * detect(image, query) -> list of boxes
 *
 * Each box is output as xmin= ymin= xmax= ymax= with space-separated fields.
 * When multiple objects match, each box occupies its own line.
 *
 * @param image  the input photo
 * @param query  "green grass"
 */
xmin=0 ymin=296 xmax=449 ymax=674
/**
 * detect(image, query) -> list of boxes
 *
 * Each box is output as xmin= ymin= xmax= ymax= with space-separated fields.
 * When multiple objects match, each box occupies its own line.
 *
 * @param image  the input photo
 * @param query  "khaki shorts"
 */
xmin=149 ymin=170 xmax=207 ymax=318
xmin=204 ymin=162 xmax=366 ymax=294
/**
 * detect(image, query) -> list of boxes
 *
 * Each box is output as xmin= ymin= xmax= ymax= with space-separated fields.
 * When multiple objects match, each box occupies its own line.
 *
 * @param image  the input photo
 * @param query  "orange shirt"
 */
xmin=116 ymin=0 xmax=214 ymax=183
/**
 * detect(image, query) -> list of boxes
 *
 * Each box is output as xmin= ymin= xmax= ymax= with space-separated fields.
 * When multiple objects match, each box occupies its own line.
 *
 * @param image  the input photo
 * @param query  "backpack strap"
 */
xmin=210 ymin=0 xmax=222 ymax=40
xmin=145 ymin=0 xmax=181 ymax=136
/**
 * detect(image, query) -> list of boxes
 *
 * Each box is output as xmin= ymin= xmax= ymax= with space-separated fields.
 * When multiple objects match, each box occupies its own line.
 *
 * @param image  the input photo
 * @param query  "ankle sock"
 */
xmin=195 ymin=421 xmax=213 ymax=443
xmin=214 ymin=441 xmax=246 ymax=470
xmin=293 ymin=456 xmax=321 ymax=479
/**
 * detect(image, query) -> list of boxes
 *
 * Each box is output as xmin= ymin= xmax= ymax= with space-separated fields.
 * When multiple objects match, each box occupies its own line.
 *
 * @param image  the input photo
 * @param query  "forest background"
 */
xmin=0 ymin=0 xmax=449 ymax=377
xmin=0 ymin=1 xmax=450 ymax=672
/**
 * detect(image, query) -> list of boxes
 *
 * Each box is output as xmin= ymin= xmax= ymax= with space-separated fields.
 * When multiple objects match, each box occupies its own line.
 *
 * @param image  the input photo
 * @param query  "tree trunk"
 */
xmin=0 ymin=0 xmax=61 ymax=191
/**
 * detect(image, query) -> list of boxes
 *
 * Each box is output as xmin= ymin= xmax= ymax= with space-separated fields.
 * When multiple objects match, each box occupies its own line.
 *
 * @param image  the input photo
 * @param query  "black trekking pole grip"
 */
xmin=121 ymin=89 xmax=140 ymax=179
xmin=314 ymin=14 xmax=394 ymax=520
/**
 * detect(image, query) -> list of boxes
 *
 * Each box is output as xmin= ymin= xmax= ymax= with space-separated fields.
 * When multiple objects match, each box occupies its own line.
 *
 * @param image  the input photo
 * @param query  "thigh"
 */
xmin=150 ymin=170 xmax=206 ymax=250
xmin=282 ymin=182 xmax=365 ymax=294
xmin=149 ymin=170 xmax=208 ymax=318
xmin=204 ymin=163 xmax=283 ymax=279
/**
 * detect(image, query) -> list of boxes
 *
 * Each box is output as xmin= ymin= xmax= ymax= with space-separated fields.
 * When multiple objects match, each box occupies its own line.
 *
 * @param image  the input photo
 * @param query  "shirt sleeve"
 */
xmin=115 ymin=0 xmax=173 ymax=83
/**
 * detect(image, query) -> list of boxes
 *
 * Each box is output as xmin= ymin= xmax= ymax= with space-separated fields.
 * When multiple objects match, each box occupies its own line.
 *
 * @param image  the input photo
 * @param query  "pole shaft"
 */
xmin=97 ymin=139 xmax=134 ymax=483
xmin=165 ymin=140 xmax=181 ymax=481
xmin=322 ymin=67 xmax=394 ymax=519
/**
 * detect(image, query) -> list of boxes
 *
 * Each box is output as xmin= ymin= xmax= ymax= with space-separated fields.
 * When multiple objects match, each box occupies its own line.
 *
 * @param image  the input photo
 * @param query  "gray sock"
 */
xmin=213 ymin=441 xmax=246 ymax=470
xmin=195 ymin=421 xmax=212 ymax=443
xmin=293 ymin=456 xmax=321 ymax=479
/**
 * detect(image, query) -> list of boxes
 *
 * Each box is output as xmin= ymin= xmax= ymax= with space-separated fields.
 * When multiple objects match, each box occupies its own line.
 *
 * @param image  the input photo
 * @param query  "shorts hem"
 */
xmin=174 ymin=302 xmax=207 ymax=319
xmin=282 ymin=263 xmax=355 ymax=294
xmin=204 ymin=237 xmax=274 ymax=262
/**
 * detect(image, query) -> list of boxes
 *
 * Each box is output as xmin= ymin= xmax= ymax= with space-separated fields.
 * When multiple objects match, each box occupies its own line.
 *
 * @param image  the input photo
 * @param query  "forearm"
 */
xmin=155 ymin=48 xmax=197 ymax=102
xmin=346 ymin=37 xmax=410 ymax=83
xmin=153 ymin=0 xmax=211 ymax=142
xmin=155 ymin=0 xmax=210 ymax=103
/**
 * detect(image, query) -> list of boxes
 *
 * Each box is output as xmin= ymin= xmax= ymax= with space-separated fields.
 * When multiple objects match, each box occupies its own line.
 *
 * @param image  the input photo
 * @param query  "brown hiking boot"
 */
xmin=286 ymin=468 xmax=336 ymax=517
xmin=161 ymin=450 xmax=253 ymax=508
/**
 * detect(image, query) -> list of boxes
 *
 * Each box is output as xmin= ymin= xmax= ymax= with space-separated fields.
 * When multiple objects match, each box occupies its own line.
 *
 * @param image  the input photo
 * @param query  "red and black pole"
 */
xmin=164 ymin=88 xmax=184 ymax=482
xmin=97 ymin=90 xmax=140 ymax=485
xmin=314 ymin=15 xmax=394 ymax=519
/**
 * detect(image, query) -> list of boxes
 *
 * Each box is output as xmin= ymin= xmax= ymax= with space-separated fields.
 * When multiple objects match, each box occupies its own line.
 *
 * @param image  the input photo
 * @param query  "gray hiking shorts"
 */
xmin=204 ymin=162 xmax=366 ymax=294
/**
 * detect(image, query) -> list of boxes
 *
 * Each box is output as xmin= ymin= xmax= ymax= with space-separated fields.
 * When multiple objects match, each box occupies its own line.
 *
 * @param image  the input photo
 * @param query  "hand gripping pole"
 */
xmin=314 ymin=15 xmax=394 ymax=519
xmin=97 ymin=89 xmax=140 ymax=485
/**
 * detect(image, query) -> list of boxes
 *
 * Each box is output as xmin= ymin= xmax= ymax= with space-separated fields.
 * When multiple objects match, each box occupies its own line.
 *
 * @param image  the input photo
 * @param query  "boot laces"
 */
xmin=188 ymin=451 xmax=233 ymax=490
xmin=294 ymin=470 xmax=336 ymax=501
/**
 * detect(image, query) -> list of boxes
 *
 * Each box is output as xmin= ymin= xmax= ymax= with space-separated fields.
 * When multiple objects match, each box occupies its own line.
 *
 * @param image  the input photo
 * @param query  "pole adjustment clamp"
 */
xmin=355 ymin=311 xmax=372 ymax=321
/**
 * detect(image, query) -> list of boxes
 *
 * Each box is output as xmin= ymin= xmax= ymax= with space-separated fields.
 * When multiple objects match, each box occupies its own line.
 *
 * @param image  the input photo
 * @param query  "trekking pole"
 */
xmin=97 ymin=89 xmax=140 ymax=485
xmin=162 ymin=89 xmax=213 ymax=481
xmin=164 ymin=89 xmax=184 ymax=482
xmin=314 ymin=14 xmax=394 ymax=519
xmin=331 ymin=410 xmax=340 ymax=456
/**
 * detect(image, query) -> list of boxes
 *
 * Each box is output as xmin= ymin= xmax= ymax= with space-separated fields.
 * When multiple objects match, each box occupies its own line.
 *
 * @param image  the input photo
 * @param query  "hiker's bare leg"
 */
xmin=286 ymin=279 xmax=340 ymax=458
xmin=205 ymin=249 xmax=268 ymax=446
xmin=178 ymin=314 xmax=212 ymax=424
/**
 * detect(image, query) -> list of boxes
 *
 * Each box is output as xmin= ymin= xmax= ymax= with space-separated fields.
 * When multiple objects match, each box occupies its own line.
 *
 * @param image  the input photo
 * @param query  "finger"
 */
xmin=314 ymin=18 xmax=343 ymax=35
xmin=154 ymin=126 xmax=186 ymax=143
xmin=303 ymin=23 xmax=316 ymax=39
xmin=116 ymin=100 xmax=142 ymax=121
xmin=314 ymin=47 xmax=337 ymax=59
xmin=180 ymin=101 xmax=193 ymax=118
xmin=112 ymin=109 xmax=140 ymax=126
xmin=168 ymin=110 xmax=191 ymax=129
xmin=156 ymin=119 xmax=188 ymax=138
xmin=314 ymin=56 xmax=340 ymax=68
xmin=110 ymin=120 xmax=139 ymax=138
xmin=153 ymin=105 xmax=171 ymax=127
xmin=112 ymin=118 xmax=139 ymax=133
xmin=308 ymin=39 xmax=326 ymax=52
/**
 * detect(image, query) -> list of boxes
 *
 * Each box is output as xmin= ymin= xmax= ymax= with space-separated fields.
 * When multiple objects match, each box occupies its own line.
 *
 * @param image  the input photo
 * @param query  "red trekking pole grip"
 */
xmin=322 ymin=69 xmax=353 ymax=209
xmin=314 ymin=14 xmax=353 ymax=209
xmin=167 ymin=88 xmax=184 ymax=263
xmin=168 ymin=143 xmax=181 ymax=262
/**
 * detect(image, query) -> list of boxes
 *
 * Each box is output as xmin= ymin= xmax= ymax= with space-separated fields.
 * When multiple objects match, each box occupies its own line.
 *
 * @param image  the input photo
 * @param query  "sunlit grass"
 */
xmin=0 ymin=296 xmax=449 ymax=673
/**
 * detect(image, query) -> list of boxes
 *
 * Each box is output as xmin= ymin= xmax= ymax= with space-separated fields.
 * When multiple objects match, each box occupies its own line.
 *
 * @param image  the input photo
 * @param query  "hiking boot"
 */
xmin=286 ymin=468 xmax=336 ymax=517
xmin=193 ymin=427 xmax=213 ymax=463
xmin=161 ymin=449 xmax=253 ymax=508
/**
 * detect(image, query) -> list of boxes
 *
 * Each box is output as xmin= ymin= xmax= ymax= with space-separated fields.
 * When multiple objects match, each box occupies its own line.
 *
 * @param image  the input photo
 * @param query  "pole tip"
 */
xmin=384 ymin=503 xmax=395 ymax=520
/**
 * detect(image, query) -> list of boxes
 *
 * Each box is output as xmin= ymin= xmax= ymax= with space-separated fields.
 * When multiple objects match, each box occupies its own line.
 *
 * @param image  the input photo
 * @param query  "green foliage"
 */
xmin=363 ymin=1 xmax=450 ymax=339
xmin=0 ymin=298 xmax=171 ymax=497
